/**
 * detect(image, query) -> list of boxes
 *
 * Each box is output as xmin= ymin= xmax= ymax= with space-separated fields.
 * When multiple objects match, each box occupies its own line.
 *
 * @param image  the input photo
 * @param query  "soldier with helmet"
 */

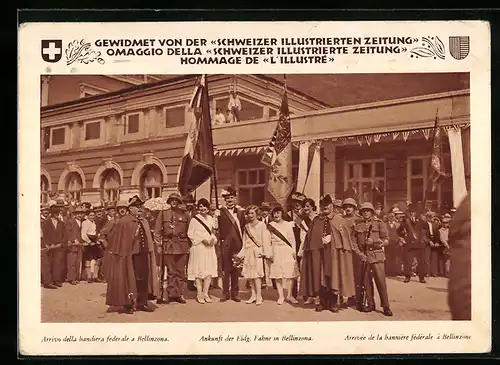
xmin=352 ymin=202 xmax=393 ymax=316
xmin=154 ymin=192 xmax=191 ymax=304
xmin=342 ymin=197 xmax=361 ymax=308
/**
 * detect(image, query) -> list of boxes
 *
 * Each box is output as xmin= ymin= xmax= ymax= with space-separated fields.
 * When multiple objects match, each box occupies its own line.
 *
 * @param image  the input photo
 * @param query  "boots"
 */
xmin=329 ymin=293 xmax=339 ymax=313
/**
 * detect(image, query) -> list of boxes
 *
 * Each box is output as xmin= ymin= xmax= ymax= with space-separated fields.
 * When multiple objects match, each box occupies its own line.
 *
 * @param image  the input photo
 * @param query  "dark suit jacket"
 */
xmin=421 ymin=221 xmax=440 ymax=247
xmin=42 ymin=217 xmax=66 ymax=246
xmin=218 ymin=205 xmax=246 ymax=255
xmin=397 ymin=217 xmax=424 ymax=249
xmin=65 ymin=218 xmax=84 ymax=251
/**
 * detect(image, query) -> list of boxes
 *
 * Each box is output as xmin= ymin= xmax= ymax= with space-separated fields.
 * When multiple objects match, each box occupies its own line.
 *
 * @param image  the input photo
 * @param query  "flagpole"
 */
xmin=205 ymin=74 xmax=220 ymax=210
xmin=423 ymin=108 xmax=439 ymax=211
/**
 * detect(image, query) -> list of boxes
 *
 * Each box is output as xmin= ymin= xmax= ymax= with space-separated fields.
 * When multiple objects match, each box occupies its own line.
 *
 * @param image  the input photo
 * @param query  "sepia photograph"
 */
xmin=39 ymin=72 xmax=471 ymax=324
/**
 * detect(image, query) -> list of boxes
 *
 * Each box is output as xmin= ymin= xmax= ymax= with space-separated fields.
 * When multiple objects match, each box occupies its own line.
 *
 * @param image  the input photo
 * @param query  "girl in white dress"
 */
xmin=187 ymin=198 xmax=218 ymax=304
xmin=236 ymin=205 xmax=271 ymax=305
xmin=268 ymin=206 xmax=299 ymax=305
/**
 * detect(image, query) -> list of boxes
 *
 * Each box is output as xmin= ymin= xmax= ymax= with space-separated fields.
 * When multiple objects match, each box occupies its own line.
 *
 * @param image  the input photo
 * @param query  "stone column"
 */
xmin=41 ymin=76 xmax=50 ymax=106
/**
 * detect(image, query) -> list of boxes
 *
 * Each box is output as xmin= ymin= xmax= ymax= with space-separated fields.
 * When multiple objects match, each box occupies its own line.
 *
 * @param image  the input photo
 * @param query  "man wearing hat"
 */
xmin=342 ymin=197 xmax=361 ymax=307
xmin=385 ymin=212 xmax=403 ymax=277
xmin=299 ymin=194 xmax=333 ymax=312
xmin=423 ymin=210 xmax=440 ymax=277
xmin=40 ymin=203 xmax=52 ymax=288
xmin=65 ymin=206 xmax=86 ymax=285
xmin=96 ymin=202 xmax=118 ymax=281
xmin=352 ymin=202 xmax=393 ymax=316
xmin=321 ymin=198 xmax=357 ymax=312
xmin=438 ymin=213 xmax=452 ymax=278
xmin=218 ymin=186 xmax=246 ymax=302
xmin=106 ymin=195 xmax=159 ymax=314
xmin=41 ymin=200 xmax=67 ymax=289
xmin=154 ymin=192 xmax=191 ymax=304
xmin=397 ymin=204 xmax=427 ymax=284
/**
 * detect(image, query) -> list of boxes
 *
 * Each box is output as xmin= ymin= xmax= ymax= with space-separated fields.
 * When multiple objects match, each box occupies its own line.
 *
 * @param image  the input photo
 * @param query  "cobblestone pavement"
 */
xmin=41 ymin=276 xmax=451 ymax=323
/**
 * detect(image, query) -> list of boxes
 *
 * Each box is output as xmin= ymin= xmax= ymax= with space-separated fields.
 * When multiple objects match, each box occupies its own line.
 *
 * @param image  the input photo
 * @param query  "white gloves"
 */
xmin=322 ymin=235 xmax=332 ymax=245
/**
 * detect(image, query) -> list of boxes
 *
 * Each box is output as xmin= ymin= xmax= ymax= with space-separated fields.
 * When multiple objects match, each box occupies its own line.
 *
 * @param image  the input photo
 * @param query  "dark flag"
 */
xmin=261 ymin=80 xmax=293 ymax=208
xmin=177 ymin=75 xmax=214 ymax=196
xmin=428 ymin=113 xmax=446 ymax=192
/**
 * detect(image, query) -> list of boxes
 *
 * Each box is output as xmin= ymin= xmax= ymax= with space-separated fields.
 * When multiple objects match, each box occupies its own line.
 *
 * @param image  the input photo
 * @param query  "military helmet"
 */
xmin=342 ymin=197 xmax=357 ymax=208
xmin=359 ymin=202 xmax=375 ymax=213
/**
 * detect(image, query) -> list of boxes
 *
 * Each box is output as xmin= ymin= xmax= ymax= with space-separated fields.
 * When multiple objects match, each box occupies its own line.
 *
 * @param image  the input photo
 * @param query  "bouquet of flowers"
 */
xmin=232 ymin=255 xmax=244 ymax=277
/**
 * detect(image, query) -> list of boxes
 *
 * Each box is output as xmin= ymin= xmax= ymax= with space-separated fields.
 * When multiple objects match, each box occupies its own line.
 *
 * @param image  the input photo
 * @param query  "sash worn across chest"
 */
xmin=194 ymin=216 xmax=212 ymax=236
xmin=220 ymin=206 xmax=241 ymax=235
xmin=244 ymin=225 xmax=261 ymax=248
xmin=267 ymin=223 xmax=292 ymax=249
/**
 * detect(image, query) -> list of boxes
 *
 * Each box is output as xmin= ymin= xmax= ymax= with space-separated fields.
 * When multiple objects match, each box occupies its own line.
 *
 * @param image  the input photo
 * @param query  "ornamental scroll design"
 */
xmin=65 ymin=39 xmax=105 ymax=65
xmin=410 ymin=36 xmax=446 ymax=60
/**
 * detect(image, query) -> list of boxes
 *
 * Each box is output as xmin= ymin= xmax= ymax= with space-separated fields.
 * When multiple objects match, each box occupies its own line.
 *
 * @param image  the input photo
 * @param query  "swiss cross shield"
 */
xmin=449 ymin=36 xmax=470 ymax=60
xmin=41 ymin=40 xmax=62 ymax=63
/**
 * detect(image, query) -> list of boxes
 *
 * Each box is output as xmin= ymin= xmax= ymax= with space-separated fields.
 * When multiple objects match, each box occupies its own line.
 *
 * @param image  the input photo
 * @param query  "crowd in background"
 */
xmin=40 ymin=186 xmax=458 ymax=317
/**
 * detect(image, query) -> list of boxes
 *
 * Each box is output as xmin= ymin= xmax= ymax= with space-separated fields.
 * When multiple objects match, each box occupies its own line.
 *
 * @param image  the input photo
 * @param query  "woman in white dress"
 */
xmin=297 ymin=198 xmax=318 ymax=305
xmin=187 ymin=198 xmax=218 ymax=304
xmin=268 ymin=206 xmax=299 ymax=305
xmin=236 ymin=205 xmax=271 ymax=305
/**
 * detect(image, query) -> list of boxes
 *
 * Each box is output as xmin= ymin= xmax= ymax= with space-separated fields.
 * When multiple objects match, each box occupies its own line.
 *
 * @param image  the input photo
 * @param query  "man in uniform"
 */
xmin=342 ymin=197 xmax=361 ymax=307
xmin=154 ymin=193 xmax=190 ymax=304
xmin=41 ymin=200 xmax=67 ymax=288
xmin=65 ymin=206 xmax=85 ymax=285
xmin=105 ymin=195 xmax=158 ymax=314
xmin=218 ymin=186 xmax=246 ymax=302
xmin=352 ymin=202 xmax=393 ymax=316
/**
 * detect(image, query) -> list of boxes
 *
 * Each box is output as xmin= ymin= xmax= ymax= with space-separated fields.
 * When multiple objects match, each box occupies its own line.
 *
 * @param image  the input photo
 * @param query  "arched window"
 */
xmin=140 ymin=165 xmax=163 ymax=200
xmin=101 ymin=169 xmax=120 ymax=202
xmin=41 ymin=175 xmax=49 ymax=203
xmin=65 ymin=172 xmax=83 ymax=202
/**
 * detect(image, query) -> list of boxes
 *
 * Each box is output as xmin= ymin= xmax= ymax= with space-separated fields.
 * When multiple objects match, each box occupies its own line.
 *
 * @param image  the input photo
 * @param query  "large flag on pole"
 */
xmin=261 ymin=81 xmax=294 ymax=208
xmin=428 ymin=113 xmax=446 ymax=193
xmin=177 ymin=75 xmax=214 ymax=197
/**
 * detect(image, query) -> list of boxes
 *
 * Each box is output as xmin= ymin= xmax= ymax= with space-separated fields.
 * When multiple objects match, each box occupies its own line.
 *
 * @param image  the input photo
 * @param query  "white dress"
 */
xmin=187 ymin=214 xmax=218 ymax=280
xmin=269 ymin=220 xmax=299 ymax=279
xmin=237 ymin=220 xmax=271 ymax=279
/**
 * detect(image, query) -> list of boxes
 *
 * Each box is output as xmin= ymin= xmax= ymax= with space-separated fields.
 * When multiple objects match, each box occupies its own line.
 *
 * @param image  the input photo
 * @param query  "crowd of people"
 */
xmin=40 ymin=187 xmax=458 ymax=317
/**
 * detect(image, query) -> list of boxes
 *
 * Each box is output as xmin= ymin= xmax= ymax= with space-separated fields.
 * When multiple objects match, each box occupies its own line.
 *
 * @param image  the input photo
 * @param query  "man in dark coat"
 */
xmin=322 ymin=198 xmax=357 ymax=312
xmin=41 ymin=200 xmax=67 ymax=288
xmin=65 ymin=206 xmax=85 ymax=285
xmin=448 ymin=194 xmax=471 ymax=320
xmin=299 ymin=195 xmax=330 ymax=311
xmin=105 ymin=195 xmax=158 ymax=314
xmin=154 ymin=192 xmax=190 ymax=304
xmin=218 ymin=186 xmax=246 ymax=302
xmin=352 ymin=202 xmax=393 ymax=316
xmin=397 ymin=204 xmax=428 ymax=283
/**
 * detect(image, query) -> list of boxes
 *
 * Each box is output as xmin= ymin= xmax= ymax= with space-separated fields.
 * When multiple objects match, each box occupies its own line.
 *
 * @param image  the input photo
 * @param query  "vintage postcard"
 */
xmin=18 ymin=20 xmax=490 ymax=356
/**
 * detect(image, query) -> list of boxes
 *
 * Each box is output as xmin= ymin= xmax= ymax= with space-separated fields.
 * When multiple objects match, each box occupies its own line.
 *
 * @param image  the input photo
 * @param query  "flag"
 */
xmin=177 ymin=75 xmax=214 ymax=196
xmin=428 ymin=114 xmax=446 ymax=192
xmin=261 ymin=88 xmax=294 ymax=208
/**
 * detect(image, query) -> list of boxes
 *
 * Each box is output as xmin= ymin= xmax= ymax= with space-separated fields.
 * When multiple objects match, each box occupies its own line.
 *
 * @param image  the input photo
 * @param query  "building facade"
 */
xmin=40 ymin=73 xmax=470 ymax=213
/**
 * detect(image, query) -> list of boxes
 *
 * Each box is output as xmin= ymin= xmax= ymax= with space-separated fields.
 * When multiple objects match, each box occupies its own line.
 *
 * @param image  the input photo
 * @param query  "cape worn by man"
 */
xmin=105 ymin=196 xmax=159 ymax=314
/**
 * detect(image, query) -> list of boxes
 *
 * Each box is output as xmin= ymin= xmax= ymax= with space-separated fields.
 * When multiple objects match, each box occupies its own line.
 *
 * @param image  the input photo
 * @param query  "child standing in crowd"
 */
xmin=439 ymin=213 xmax=452 ymax=278
xmin=267 ymin=206 xmax=299 ymax=305
xmin=81 ymin=210 xmax=102 ymax=283
xmin=236 ymin=205 xmax=271 ymax=305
